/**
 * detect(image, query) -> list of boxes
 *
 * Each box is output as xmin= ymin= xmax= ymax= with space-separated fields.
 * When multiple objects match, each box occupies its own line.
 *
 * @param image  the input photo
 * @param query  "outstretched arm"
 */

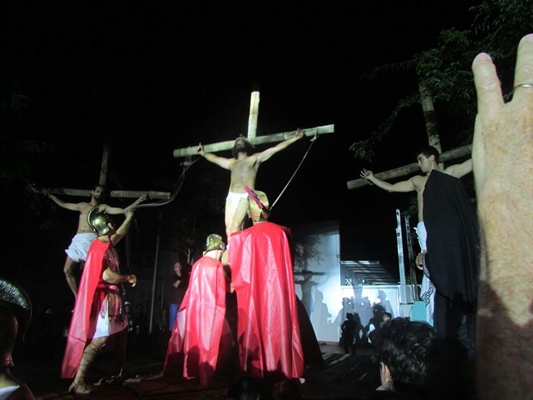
xmin=445 ymin=158 xmax=472 ymax=178
xmin=110 ymin=210 xmax=135 ymax=246
xmin=104 ymin=192 xmax=150 ymax=215
xmin=255 ymin=129 xmax=305 ymax=163
xmin=360 ymin=169 xmax=416 ymax=193
xmin=197 ymin=143 xmax=232 ymax=170
xmin=102 ymin=268 xmax=137 ymax=287
xmin=44 ymin=190 xmax=83 ymax=212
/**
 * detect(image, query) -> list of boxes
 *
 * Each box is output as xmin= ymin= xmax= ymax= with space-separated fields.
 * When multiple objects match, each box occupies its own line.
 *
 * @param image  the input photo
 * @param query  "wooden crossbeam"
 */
xmin=44 ymin=188 xmax=170 ymax=199
xmin=346 ymin=144 xmax=472 ymax=190
xmin=172 ymin=90 xmax=334 ymax=158
xmin=173 ymin=124 xmax=335 ymax=158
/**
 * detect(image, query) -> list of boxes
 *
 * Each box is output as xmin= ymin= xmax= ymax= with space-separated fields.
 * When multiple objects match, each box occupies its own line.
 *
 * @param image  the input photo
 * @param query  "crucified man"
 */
xmin=197 ymin=129 xmax=304 ymax=240
xmin=35 ymin=184 xmax=149 ymax=298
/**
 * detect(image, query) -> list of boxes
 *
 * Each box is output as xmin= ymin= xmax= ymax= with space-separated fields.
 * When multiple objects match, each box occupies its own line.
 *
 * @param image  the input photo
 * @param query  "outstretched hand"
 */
xmin=139 ymin=192 xmax=151 ymax=203
xmin=360 ymin=169 xmax=373 ymax=179
xmin=127 ymin=274 xmax=137 ymax=287
xmin=471 ymin=34 xmax=533 ymax=201
xmin=29 ymin=184 xmax=49 ymax=196
xmin=197 ymin=143 xmax=205 ymax=156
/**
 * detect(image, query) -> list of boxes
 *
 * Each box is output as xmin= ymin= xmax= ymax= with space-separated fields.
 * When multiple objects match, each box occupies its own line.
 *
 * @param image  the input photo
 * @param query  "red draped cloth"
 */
xmin=163 ymin=256 xmax=232 ymax=388
xmin=61 ymin=239 xmax=109 ymax=378
xmin=229 ymin=221 xmax=305 ymax=381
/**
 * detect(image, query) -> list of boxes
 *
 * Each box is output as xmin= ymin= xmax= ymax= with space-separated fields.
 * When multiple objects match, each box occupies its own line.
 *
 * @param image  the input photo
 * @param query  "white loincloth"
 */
xmin=65 ymin=232 xmax=97 ymax=262
xmin=92 ymin=297 xmax=128 ymax=339
xmin=225 ymin=191 xmax=249 ymax=215
xmin=415 ymin=221 xmax=435 ymax=326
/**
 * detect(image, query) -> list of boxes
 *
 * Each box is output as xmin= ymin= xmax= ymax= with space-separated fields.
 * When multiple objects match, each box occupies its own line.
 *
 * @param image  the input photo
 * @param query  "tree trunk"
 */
xmin=419 ymin=81 xmax=444 ymax=168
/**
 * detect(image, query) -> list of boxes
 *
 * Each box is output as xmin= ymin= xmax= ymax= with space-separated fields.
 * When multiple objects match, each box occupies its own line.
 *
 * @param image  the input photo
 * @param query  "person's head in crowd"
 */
xmin=0 ymin=277 xmax=35 ymax=396
xmin=382 ymin=312 xmax=392 ymax=324
xmin=374 ymin=317 xmax=436 ymax=398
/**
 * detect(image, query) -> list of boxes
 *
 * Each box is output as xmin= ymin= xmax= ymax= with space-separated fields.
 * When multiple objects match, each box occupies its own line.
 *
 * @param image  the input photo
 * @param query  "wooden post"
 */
xmin=247 ymin=91 xmax=260 ymax=140
xmin=45 ymin=137 xmax=170 ymax=200
xmin=99 ymin=137 xmax=111 ymax=186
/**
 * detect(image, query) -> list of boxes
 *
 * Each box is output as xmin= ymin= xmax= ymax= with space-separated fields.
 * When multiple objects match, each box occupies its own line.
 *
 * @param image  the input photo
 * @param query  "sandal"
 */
xmin=69 ymin=381 xmax=96 ymax=395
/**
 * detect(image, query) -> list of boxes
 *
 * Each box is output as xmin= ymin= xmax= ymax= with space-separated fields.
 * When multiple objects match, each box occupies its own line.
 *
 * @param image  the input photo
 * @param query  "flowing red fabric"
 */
xmin=61 ymin=239 xmax=109 ymax=378
xmin=229 ymin=222 xmax=305 ymax=381
xmin=163 ymin=256 xmax=230 ymax=388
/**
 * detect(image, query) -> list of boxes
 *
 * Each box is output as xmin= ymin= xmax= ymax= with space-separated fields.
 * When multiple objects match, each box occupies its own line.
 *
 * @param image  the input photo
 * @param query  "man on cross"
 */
xmin=360 ymin=146 xmax=479 ymax=356
xmin=197 ymin=129 xmax=304 ymax=240
xmin=38 ymin=184 xmax=149 ymax=298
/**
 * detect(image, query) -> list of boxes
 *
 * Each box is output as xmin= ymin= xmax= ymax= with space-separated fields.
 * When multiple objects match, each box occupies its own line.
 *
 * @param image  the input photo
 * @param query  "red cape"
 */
xmin=61 ymin=239 xmax=109 ymax=378
xmin=229 ymin=222 xmax=305 ymax=381
xmin=163 ymin=256 xmax=232 ymax=388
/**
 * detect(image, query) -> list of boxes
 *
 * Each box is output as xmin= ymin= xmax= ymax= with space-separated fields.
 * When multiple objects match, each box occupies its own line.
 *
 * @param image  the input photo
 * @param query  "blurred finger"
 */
xmin=511 ymin=34 xmax=533 ymax=103
xmin=472 ymin=52 xmax=504 ymax=115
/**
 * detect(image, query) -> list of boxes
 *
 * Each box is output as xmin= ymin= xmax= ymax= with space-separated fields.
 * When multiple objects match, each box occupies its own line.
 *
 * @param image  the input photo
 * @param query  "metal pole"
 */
xmin=396 ymin=209 xmax=408 ymax=303
xmin=149 ymin=209 xmax=163 ymax=334
xmin=404 ymin=216 xmax=419 ymax=301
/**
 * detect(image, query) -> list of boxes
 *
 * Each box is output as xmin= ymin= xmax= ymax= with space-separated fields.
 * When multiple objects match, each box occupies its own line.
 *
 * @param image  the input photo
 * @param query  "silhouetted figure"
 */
xmin=365 ymin=304 xmax=386 ymax=344
xmin=340 ymin=313 xmax=361 ymax=355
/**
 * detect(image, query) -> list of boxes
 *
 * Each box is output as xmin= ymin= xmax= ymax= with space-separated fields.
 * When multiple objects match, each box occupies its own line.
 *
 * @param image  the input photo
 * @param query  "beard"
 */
xmin=232 ymin=140 xmax=254 ymax=158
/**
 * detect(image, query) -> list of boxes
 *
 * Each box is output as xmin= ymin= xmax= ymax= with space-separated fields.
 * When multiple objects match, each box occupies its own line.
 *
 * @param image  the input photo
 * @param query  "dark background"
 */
xmin=1 ymin=1 xmax=476 ymax=306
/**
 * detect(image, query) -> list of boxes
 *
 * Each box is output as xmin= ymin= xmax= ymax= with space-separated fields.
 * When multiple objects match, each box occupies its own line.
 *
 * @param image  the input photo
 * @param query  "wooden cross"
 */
xmin=44 ymin=136 xmax=170 ymax=200
xmin=172 ymin=91 xmax=335 ymax=158
xmin=346 ymin=144 xmax=472 ymax=190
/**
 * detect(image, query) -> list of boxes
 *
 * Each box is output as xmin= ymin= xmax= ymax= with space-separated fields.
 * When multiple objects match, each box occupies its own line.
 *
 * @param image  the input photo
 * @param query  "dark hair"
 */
xmin=383 ymin=312 xmax=392 ymax=319
xmin=232 ymin=137 xmax=255 ymax=158
xmin=414 ymin=146 xmax=440 ymax=164
xmin=375 ymin=317 xmax=436 ymax=397
xmin=92 ymin=184 xmax=108 ymax=201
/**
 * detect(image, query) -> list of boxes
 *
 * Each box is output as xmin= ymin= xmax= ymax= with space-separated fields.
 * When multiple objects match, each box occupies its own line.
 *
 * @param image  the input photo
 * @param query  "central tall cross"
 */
xmin=172 ymin=91 xmax=335 ymax=158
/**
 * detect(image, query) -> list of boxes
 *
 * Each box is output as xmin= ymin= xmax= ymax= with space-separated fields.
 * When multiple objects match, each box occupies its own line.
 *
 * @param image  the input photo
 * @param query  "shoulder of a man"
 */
xmin=410 ymin=175 xmax=424 ymax=188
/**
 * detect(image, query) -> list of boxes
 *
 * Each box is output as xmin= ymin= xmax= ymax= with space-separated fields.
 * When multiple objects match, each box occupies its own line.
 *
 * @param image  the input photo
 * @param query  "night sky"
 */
xmin=1 ymin=1 xmax=476 ymax=301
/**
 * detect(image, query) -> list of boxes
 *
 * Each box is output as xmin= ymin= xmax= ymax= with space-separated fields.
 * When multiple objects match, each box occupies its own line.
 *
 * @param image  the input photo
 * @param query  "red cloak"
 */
xmin=163 ymin=255 xmax=232 ymax=388
xmin=61 ymin=239 xmax=109 ymax=378
xmin=228 ymin=221 xmax=305 ymax=381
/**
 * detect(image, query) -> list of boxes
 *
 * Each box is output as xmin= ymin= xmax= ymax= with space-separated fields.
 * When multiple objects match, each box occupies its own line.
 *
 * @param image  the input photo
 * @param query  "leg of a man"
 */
xmin=224 ymin=195 xmax=250 ymax=239
xmin=63 ymin=257 xmax=79 ymax=298
xmin=69 ymin=336 xmax=107 ymax=394
xmin=112 ymin=329 xmax=132 ymax=378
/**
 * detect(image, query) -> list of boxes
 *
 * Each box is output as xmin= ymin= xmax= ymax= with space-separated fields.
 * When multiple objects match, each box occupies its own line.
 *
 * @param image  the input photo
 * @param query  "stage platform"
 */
xmin=12 ymin=343 xmax=383 ymax=400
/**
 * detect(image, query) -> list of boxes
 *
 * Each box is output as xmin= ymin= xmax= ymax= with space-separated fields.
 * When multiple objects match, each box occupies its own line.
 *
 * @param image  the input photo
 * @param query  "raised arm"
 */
xmin=104 ymin=192 xmax=150 ymax=215
xmin=255 ymin=129 xmax=304 ymax=163
xmin=471 ymin=34 xmax=533 ymax=399
xmin=110 ymin=210 xmax=135 ymax=246
xmin=197 ymin=143 xmax=231 ymax=170
xmin=445 ymin=158 xmax=472 ymax=179
xmin=360 ymin=169 xmax=416 ymax=193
